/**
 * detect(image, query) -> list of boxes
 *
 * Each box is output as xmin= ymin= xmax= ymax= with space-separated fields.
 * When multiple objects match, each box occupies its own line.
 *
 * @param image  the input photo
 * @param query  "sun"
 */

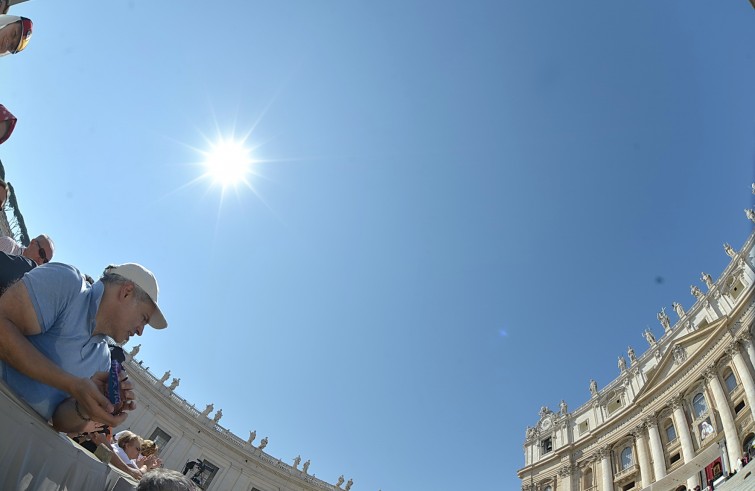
xmin=201 ymin=138 xmax=254 ymax=187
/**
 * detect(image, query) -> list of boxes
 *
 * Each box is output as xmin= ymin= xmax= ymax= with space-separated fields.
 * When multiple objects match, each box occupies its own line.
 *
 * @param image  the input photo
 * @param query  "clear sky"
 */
xmin=1 ymin=2 xmax=754 ymax=490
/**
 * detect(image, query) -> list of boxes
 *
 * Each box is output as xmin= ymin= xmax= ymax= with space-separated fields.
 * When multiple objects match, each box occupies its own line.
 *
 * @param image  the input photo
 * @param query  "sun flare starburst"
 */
xmin=201 ymin=138 xmax=254 ymax=188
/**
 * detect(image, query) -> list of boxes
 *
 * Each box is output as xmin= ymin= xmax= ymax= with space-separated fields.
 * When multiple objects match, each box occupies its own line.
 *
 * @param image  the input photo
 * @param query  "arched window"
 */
xmin=665 ymin=422 xmax=677 ymax=442
xmin=620 ymin=446 xmax=633 ymax=469
xmin=692 ymin=393 xmax=708 ymax=418
xmin=543 ymin=486 xmax=552 ymax=491
xmin=583 ymin=468 xmax=593 ymax=488
xmin=725 ymin=371 xmax=738 ymax=393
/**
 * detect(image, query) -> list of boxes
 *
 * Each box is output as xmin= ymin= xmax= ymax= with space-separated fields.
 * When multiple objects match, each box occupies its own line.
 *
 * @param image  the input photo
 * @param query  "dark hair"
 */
xmin=137 ymin=469 xmax=197 ymax=491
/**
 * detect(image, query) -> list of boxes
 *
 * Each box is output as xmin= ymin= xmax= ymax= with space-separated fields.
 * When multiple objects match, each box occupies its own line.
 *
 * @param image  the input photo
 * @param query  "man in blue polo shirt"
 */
xmin=0 ymin=262 xmax=168 ymax=432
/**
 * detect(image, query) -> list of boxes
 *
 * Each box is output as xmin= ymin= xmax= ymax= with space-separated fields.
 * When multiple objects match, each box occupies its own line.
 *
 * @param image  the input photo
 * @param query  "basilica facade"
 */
xmin=518 ymin=221 xmax=755 ymax=490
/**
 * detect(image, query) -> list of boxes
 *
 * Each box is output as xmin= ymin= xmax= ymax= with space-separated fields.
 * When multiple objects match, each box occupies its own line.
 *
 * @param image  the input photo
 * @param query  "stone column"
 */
xmin=737 ymin=333 xmax=755 ymax=376
xmin=729 ymin=342 xmax=755 ymax=414
xmin=600 ymin=447 xmax=613 ymax=491
xmin=645 ymin=417 xmax=667 ymax=481
xmin=669 ymin=395 xmax=695 ymax=462
xmin=704 ymin=367 xmax=742 ymax=467
xmin=669 ymin=395 xmax=698 ymax=490
xmin=632 ymin=425 xmax=653 ymax=488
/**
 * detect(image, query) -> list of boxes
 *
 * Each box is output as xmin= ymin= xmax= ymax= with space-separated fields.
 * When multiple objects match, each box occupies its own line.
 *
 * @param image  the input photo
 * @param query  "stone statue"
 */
xmin=672 ymin=302 xmax=684 ymax=318
xmin=303 ymin=460 xmax=310 ymax=474
xmin=336 ymin=475 xmax=345 ymax=488
xmin=657 ymin=307 xmax=670 ymax=332
xmin=627 ymin=346 xmax=637 ymax=364
xmin=559 ymin=400 xmax=567 ymax=415
xmin=247 ymin=431 xmax=256 ymax=444
xmin=724 ymin=243 xmax=736 ymax=258
xmin=258 ymin=437 xmax=268 ymax=450
xmin=200 ymin=404 xmax=214 ymax=417
xmin=345 ymin=479 xmax=353 ymax=491
xmin=129 ymin=344 xmax=141 ymax=357
xmin=618 ymin=355 xmax=626 ymax=372
xmin=213 ymin=409 xmax=223 ymax=423
xmin=589 ymin=379 xmax=598 ymax=397
xmin=539 ymin=406 xmax=551 ymax=418
xmin=525 ymin=426 xmax=536 ymax=439
xmin=159 ymin=370 xmax=171 ymax=383
xmin=746 ymin=209 xmax=755 ymax=224
xmin=691 ymin=285 xmax=703 ymax=300
xmin=293 ymin=455 xmax=301 ymax=469
xmin=169 ymin=378 xmax=180 ymax=390
xmin=701 ymin=272 xmax=713 ymax=289
xmin=752 ymin=183 xmax=754 ymax=195
xmin=643 ymin=328 xmax=656 ymax=347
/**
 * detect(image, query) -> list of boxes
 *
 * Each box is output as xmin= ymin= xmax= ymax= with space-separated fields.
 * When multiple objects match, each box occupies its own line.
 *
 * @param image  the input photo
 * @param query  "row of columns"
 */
xmin=592 ymin=336 xmax=755 ymax=491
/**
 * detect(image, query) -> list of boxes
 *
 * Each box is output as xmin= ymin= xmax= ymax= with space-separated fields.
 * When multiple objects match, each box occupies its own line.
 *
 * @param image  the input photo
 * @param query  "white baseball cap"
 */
xmin=104 ymin=263 xmax=167 ymax=329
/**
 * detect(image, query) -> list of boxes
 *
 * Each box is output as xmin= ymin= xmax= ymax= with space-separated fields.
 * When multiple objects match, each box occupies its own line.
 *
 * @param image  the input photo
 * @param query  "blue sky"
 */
xmin=1 ymin=1 xmax=754 ymax=490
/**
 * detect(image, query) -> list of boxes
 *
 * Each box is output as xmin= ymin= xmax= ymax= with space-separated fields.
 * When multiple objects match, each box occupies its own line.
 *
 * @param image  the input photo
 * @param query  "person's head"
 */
xmin=95 ymin=263 xmax=168 ymax=344
xmin=117 ymin=431 xmax=143 ymax=460
xmin=141 ymin=439 xmax=159 ymax=457
xmin=137 ymin=469 xmax=197 ymax=491
xmin=0 ymin=178 xmax=8 ymax=209
xmin=22 ymin=234 xmax=54 ymax=265
xmin=0 ymin=104 xmax=17 ymax=145
xmin=0 ymin=16 xmax=32 ymax=56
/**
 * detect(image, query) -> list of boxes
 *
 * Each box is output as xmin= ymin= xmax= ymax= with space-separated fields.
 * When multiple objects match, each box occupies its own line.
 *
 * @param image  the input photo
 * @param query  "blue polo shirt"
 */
xmin=0 ymin=263 xmax=111 ymax=420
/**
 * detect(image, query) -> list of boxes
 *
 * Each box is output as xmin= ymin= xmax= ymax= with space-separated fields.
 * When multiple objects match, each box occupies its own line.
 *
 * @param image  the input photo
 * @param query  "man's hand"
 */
xmin=78 ymin=370 xmax=137 ymax=422
xmin=51 ymin=370 xmax=136 ymax=432
xmin=70 ymin=375 xmax=124 ymax=426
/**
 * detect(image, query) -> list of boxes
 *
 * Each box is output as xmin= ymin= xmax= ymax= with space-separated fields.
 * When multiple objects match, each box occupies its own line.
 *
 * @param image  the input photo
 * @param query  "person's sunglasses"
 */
xmin=34 ymin=239 xmax=48 ymax=263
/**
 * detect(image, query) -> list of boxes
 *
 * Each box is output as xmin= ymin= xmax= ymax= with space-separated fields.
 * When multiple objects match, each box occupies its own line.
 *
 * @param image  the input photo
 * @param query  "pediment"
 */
xmin=634 ymin=315 xmax=729 ymax=403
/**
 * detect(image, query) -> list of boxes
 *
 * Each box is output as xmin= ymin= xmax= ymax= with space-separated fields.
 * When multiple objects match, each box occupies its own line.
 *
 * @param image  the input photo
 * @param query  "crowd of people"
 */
xmin=0 ymin=3 xmax=197 ymax=490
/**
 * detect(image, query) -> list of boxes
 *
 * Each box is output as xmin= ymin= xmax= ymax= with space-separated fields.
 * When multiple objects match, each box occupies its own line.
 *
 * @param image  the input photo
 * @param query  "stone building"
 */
xmin=519 ymin=223 xmax=755 ymax=490
xmin=114 ymin=354 xmax=351 ymax=491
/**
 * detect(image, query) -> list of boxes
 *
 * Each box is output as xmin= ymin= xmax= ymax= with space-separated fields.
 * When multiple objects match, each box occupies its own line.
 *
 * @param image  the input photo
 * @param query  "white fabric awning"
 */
xmin=0 ymin=378 xmax=137 ymax=491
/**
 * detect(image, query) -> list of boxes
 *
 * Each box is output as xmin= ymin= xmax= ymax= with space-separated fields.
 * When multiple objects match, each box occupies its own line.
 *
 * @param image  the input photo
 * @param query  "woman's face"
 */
xmin=124 ymin=440 xmax=141 ymax=460
xmin=0 ymin=21 xmax=20 ymax=54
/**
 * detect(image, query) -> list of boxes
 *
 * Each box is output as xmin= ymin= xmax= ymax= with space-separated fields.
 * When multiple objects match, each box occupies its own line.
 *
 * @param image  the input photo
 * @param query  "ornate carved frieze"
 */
xmin=672 ymin=344 xmax=687 ymax=365
xmin=702 ymin=366 xmax=716 ymax=382
xmin=726 ymin=342 xmax=741 ymax=359
xmin=667 ymin=394 xmax=684 ymax=410
xmin=738 ymin=331 xmax=753 ymax=346
xmin=630 ymin=425 xmax=645 ymax=440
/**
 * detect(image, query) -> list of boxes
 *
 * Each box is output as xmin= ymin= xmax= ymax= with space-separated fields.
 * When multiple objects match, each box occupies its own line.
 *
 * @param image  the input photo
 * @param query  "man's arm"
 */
xmin=0 ymin=281 xmax=123 ymax=428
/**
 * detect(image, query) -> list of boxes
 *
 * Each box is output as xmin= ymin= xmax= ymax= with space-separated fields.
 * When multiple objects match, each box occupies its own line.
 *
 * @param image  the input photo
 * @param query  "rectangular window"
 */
xmin=148 ymin=427 xmax=172 ymax=451
xmin=670 ymin=452 xmax=681 ymax=464
xmin=578 ymin=420 xmax=589 ymax=435
xmin=541 ymin=437 xmax=553 ymax=455
xmin=191 ymin=460 xmax=219 ymax=490
xmin=665 ymin=424 xmax=677 ymax=443
xmin=607 ymin=397 xmax=623 ymax=414
xmin=735 ymin=400 xmax=746 ymax=414
xmin=729 ymin=278 xmax=744 ymax=299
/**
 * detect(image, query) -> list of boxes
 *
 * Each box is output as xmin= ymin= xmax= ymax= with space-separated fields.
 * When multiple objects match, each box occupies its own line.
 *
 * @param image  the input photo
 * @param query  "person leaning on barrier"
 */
xmin=0 ymin=262 xmax=168 ymax=433
xmin=0 ymin=14 xmax=32 ymax=56
xmin=138 ymin=469 xmax=197 ymax=491
xmin=0 ymin=233 xmax=54 ymax=265
xmin=0 ymin=105 xmax=16 ymax=145
xmin=0 ymin=250 xmax=35 ymax=296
